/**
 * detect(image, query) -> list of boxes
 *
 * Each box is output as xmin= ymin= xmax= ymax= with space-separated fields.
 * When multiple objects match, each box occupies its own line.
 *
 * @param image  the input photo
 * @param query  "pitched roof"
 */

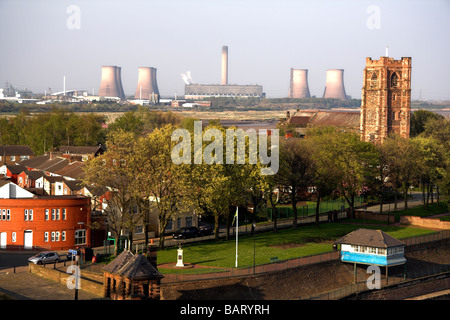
xmin=63 ymin=179 xmax=84 ymax=191
xmin=335 ymin=228 xmax=404 ymax=248
xmin=59 ymin=145 xmax=105 ymax=156
xmin=308 ymin=110 xmax=360 ymax=128
xmin=103 ymin=251 xmax=163 ymax=280
xmin=0 ymin=145 xmax=34 ymax=156
xmin=5 ymin=164 xmax=27 ymax=175
xmin=103 ymin=250 xmax=134 ymax=274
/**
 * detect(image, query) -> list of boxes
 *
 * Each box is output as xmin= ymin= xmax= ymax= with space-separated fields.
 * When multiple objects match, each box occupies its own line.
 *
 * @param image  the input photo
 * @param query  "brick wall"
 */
xmin=400 ymin=215 xmax=450 ymax=230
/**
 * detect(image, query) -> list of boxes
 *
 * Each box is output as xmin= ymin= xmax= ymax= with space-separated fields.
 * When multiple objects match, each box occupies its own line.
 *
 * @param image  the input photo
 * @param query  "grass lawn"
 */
xmin=391 ymin=202 xmax=449 ymax=221
xmin=156 ymin=222 xmax=436 ymax=273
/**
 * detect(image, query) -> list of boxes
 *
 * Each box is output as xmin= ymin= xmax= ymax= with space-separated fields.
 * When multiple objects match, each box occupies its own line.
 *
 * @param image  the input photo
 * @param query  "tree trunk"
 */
xmin=214 ymin=213 xmax=220 ymax=241
xmin=291 ymin=187 xmax=298 ymax=229
xmin=315 ymin=192 xmax=321 ymax=225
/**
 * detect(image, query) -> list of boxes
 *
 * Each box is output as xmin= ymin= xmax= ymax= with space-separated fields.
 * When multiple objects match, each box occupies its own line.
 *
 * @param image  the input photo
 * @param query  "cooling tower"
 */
xmin=221 ymin=46 xmax=228 ymax=85
xmin=115 ymin=66 xmax=125 ymax=99
xmin=322 ymin=69 xmax=347 ymax=100
xmin=289 ymin=69 xmax=311 ymax=98
xmin=134 ymin=67 xmax=160 ymax=100
xmin=98 ymin=66 xmax=125 ymax=99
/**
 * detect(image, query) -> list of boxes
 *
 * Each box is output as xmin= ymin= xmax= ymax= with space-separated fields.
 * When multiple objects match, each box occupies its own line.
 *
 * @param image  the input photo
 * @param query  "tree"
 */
xmin=306 ymin=127 xmax=341 ymax=224
xmin=410 ymin=109 xmax=444 ymax=137
xmin=82 ymin=130 xmax=136 ymax=256
xmin=277 ymin=138 xmax=314 ymax=228
xmin=308 ymin=127 xmax=378 ymax=219
xmin=382 ymin=135 xmax=421 ymax=210
xmin=133 ymin=124 xmax=194 ymax=249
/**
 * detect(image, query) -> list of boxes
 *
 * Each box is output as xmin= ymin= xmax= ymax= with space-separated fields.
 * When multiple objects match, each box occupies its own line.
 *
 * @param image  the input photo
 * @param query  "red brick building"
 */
xmin=0 ymin=181 xmax=91 ymax=250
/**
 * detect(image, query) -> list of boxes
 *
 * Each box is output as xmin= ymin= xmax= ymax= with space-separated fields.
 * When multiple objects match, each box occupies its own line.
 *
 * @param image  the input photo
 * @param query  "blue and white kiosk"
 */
xmin=335 ymin=228 xmax=406 ymax=283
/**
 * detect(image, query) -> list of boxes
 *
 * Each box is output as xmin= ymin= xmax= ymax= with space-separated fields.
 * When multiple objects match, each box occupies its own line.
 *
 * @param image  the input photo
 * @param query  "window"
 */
xmin=44 ymin=232 xmax=49 ymax=242
xmin=378 ymin=248 xmax=386 ymax=255
xmin=20 ymin=155 xmax=29 ymax=161
xmin=62 ymin=209 xmax=66 ymax=220
xmin=56 ymin=209 xmax=60 ymax=220
xmin=24 ymin=209 xmax=28 ymax=221
xmin=62 ymin=231 xmax=66 ymax=241
xmin=186 ymin=217 xmax=193 ymax=227
xmin=10 ymin=156 xmax=15 ymax=162
xmin=134 ymin=225 xmax=144 ymax=234
xmin=369 ymin=247 xmax=377 ymax=254
xmin=370 ymin=72 xmax=378 ymax=88
xmin=51 ymin=232 xmax=55 ymax=242
xmin=12 ymin=232 xmax=16 ymax=242
xmin=1 ymin=209 xmax=5 ymax=220
xmin=391 ymin=72 xmax=399 ymax=88
xmin=75 ymin=229 xmax=86 ymax=245
xmin=52 ymin=209 xmax=55 ymax=220
xmin=177 ymin=218 xmax=181 ymax=229
xmin=29 ymin=209 xmax=33 ymax=221
xmin=166 ymin=219 xmax=173 ymax=230
xmin=6 ymin=209 xmax=10 ymax=221
xmin=56 ymin=232 xmax=60 ymax=241
xmin=45 ymin=209 xmax=49 ymax=220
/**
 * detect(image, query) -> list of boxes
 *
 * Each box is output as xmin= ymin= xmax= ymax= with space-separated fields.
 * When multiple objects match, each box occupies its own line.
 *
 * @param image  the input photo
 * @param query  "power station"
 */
xmin=184 ymin=46 xmax=264 ymax=99
xmin=322 ymin=69 xmax=348 ymax=100
xmin=289 ymin=69 xmax=311 ymax=98
xmin=134 ymin=67 xmax=160 ymax=102
xmin=98 ymin=66 xmax=125 ymax=99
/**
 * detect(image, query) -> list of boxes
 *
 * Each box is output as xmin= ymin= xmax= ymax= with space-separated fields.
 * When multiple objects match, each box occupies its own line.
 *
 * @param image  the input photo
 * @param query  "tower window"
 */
xmin=370 ymin=72 xmax=378 ymax=88
xmin=391 ymin=72 xmax=399 ymax=88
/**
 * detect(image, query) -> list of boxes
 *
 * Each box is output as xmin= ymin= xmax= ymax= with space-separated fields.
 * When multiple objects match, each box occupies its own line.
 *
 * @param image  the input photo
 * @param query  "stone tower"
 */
xmin=360 ymin=56 xmax=412 ymax=143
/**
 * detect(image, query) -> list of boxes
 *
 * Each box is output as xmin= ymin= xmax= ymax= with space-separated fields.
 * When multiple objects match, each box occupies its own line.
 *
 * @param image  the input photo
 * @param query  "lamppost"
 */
xmin=253 ymin=221 xmax=256 ymax=275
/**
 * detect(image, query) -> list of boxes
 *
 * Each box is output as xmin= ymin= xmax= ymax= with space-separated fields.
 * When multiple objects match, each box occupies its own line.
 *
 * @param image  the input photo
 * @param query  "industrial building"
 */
xmin=184 ymin=45 xmax=264 ymax=99
xmin=134 ymin=67 xmax=160 ymax=103
xmin=289 ymin=69 xmax=311 ymax=98
xmin=322 ymin=69 xmax=348 ymax=100
xmin=98 ymin=66 xmax=125 ymax=100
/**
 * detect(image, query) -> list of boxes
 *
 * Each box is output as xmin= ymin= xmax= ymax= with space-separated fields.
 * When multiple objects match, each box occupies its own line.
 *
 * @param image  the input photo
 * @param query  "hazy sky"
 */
xmin=0 ymin=0 xmax=449 ymax=100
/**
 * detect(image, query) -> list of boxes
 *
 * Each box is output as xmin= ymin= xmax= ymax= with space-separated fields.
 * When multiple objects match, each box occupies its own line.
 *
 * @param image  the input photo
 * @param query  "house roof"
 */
xmin=335 ymin=228 xmax=404 ymax=248
xmin=55 ymin=161 xmax=86 ymax=180
xmin=5 ymin=164 xmax=27 ymax=175
xmin=20 ymin=154 xmax=70 ymax=173
xmin=0 ymin=145 xmax=34 ymax=156
xmin=308 ymin=110 xmax=360 ymax=128
xmin=288 ymin=116 xmax=311 ymax=127
xmin=63 ymin=179 xmax=84 ymax=191
xmin=59 ymin=145 xmax=105 ymax=156
xmin=103 ymin=251 xmax=163 ymax=280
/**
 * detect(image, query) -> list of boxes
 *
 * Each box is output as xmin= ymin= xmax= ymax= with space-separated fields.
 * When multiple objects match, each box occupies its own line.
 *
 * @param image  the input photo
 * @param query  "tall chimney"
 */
xmin=221 ymin=46 xmax=228 ymax=85
xmin=289 ymin=69 xmax=311 ymax=98
xmin=322 ymin=69 xmax=347 ymax=100
xmin=98 ymin=66 xmax=125 ymax=99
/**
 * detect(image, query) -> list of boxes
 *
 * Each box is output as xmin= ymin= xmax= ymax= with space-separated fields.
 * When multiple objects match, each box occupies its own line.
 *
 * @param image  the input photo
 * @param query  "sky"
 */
xmin=0 ymin=0 xmax=449 ymax=100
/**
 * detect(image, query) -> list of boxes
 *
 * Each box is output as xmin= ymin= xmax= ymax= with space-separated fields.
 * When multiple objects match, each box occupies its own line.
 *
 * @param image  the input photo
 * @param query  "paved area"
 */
xmin=0 ymin=270 xmax=104 ymax=300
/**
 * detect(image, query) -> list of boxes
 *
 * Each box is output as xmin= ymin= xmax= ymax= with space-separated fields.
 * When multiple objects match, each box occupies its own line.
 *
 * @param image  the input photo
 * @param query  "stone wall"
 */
xmin=28 ymin=263 xmax=103 ymax=296
xmin=400 ymin=215 xmax=450 ymax=230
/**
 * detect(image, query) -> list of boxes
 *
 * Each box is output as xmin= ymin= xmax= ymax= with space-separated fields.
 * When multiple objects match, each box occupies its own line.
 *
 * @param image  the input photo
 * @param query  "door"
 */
xmin=0 ymin=232 xmax=6 ymax=249
xmin=24 ymin=230 xmax=33 ymax=250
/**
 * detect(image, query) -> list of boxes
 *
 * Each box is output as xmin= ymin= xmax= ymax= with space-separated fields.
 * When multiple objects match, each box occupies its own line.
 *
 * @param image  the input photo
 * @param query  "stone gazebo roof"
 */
xmin=103 ymin=250 xmax=163 ymax=280
xmin=335 ymin=228 xmax=404 ymax=248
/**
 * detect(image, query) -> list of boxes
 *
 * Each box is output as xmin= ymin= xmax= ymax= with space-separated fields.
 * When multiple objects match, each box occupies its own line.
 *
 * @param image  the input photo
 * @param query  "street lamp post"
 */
xmin=253 ymin=221 xmax=256 ymax=275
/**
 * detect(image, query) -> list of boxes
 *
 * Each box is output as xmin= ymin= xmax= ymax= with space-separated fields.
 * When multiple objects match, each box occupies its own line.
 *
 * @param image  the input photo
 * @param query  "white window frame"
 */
xmin=51 ymin=209 xmax=55 ymax=220
xmin=45 ymin=209 xmax=49 ymax=220
xmin=29 ymin=209 xmax=33 ymax=221
xmin=75 ymin=229 xmax=86 ymax=245
xmin=12 ymin=232 xmax=16 ymax=242
xmin=44 ymin=232 xmax=49 ymax=242
xmin=62 ymin=231 xmax=66 ymax=241
xmin=6 ymin=209 xmax=10 ymax=221
xmin=24 ymin=209 xmax=28 ymax=221
xmin=56 ymin=231 xmax=60 ymax=241
xmin=51 ymin=232 xmax=55 ymax=242
xmin=56 ymin=209 xmax=60 ymax=220
xmin=62 ymin=208 xmax=66 ymax=220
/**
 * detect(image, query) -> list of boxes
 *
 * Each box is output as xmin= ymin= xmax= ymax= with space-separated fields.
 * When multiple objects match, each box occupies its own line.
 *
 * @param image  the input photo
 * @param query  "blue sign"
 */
xmin=69 ymin=249 xmax=78 ymax=255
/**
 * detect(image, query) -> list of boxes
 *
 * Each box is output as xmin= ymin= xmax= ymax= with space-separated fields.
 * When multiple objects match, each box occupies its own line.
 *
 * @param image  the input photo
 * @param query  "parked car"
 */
xmin=198 ymin=223 xmax=214 ymax=236
xmin=28 ymin=251 xmax=61 ymax=265
xmin=172 ymin=226 xmax=200 ymax=239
